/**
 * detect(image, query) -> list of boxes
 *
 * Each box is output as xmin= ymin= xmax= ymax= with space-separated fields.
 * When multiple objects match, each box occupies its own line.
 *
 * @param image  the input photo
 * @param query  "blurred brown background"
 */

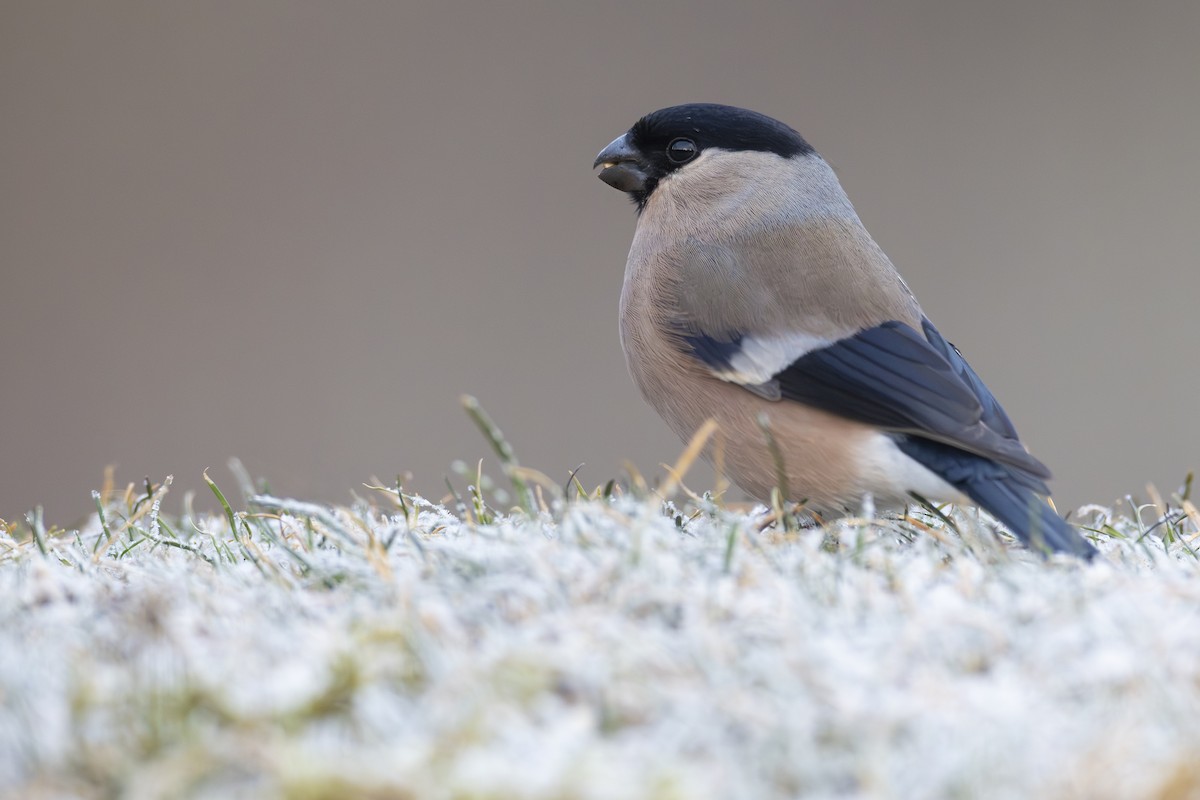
xmin=3 ymin=1 xmax=1198 ymax=523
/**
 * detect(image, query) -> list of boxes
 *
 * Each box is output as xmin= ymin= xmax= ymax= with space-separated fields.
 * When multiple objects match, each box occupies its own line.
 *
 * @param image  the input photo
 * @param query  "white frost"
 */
xmin=1 ymin=492 xmax=1197 ymax=798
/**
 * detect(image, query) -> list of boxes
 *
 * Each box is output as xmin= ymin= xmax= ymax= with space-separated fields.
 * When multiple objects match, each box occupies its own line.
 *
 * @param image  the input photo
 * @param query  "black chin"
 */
xmin=630 ymin=185 xmax=656 ymax=214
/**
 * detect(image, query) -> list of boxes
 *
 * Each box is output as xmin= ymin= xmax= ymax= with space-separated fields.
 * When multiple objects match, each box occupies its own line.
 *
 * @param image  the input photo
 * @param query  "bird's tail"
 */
xmin=959 ymin=478 xmax=1097 ymax=559
xmin=897 ymin=435 xmax=1096 ymax=558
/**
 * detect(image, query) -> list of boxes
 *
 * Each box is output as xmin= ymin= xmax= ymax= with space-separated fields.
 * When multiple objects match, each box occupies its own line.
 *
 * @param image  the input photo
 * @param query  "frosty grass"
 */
xmin=3 ymin=466 xmax=1200 ymax=800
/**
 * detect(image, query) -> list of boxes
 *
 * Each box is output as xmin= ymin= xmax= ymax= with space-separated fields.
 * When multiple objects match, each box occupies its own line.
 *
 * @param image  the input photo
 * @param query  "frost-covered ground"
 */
xmin=3 ymin=467 xmax=1200 ymax=800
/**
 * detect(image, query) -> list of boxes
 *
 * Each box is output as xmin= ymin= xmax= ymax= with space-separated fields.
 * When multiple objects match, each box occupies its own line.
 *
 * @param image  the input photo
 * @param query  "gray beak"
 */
xmin=593 ymin=133 xmax=649 ymax=193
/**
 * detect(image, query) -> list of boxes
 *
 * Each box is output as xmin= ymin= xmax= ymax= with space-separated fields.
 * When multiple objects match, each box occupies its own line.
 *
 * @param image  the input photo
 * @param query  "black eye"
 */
xmin=666 ymin=138 xmax=698 ymax=164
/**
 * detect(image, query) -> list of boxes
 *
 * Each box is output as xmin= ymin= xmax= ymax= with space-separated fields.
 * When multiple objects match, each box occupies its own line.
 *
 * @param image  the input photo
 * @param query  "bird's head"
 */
xmin=593 ymin=103 xmax=814 ymax=213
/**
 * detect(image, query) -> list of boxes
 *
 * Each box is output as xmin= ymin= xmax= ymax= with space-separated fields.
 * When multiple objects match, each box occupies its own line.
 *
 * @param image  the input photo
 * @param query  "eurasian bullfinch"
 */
xmin=594 ymin=103 xmax=1095 ymax=558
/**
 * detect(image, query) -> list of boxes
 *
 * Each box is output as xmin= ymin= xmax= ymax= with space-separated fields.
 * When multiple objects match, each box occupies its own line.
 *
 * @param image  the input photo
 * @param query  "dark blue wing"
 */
xmin=680 ymin=319 xmax=1094 ymax=556
xmin=919 ymin=317 xmax=1018 ymax=440
xmin=767 ymin=321 xmax=1050 ymax=486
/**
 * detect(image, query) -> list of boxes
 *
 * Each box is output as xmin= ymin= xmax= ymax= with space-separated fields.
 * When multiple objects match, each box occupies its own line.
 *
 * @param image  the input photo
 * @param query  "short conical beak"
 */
xmin=593 ymin=133 xmax=649 ymax=193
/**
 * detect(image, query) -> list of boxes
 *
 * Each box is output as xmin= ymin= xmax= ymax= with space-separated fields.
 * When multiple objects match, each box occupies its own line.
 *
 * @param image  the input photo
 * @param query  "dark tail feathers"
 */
xmin=961 ymin=478 xmax=1097 ymax=559
xmin=897 ymin=436 xmax=1097 ymax=559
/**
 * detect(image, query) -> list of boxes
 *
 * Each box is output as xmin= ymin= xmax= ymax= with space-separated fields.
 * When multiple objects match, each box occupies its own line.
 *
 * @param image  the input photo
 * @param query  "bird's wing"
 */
xmin=678 ymin=320 xmax=1051 ymax=491
xmin=918 ymin=317 xmax=1019 ymax=440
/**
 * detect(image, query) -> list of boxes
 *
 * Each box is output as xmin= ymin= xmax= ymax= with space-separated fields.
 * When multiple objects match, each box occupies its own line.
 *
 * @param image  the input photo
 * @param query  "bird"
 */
xmin=592 ymin=103 xmax=1095 ymax=558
